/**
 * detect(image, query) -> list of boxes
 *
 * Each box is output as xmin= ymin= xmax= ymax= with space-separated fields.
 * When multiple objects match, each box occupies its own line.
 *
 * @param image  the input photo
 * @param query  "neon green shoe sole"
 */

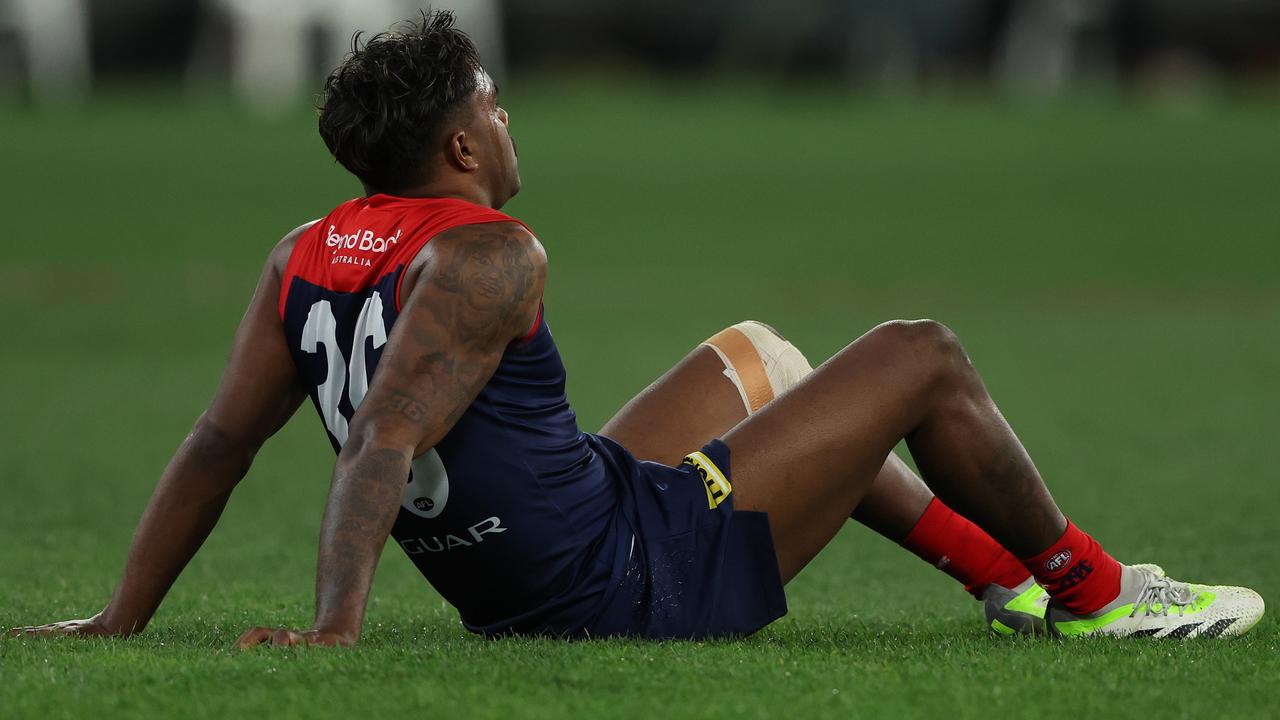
xmin=984 ymin=579 xmax=1049 ymax=636
xmin=984 ymin=564 xmax=1165 ymax=637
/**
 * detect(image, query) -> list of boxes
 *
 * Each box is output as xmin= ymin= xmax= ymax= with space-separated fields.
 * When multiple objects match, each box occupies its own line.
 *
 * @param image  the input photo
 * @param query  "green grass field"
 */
xmin=1 ymin=81 xmax=1278 ymax=718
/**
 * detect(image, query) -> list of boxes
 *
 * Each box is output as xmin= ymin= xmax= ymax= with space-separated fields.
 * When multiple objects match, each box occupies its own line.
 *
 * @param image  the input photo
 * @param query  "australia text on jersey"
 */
xmin=327 ymin=225 xmax=402 ymax=267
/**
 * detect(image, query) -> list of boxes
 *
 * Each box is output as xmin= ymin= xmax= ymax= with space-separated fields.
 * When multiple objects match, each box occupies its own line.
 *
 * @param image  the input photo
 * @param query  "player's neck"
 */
xmin=364 ymin=179 xmax=499 ymax=209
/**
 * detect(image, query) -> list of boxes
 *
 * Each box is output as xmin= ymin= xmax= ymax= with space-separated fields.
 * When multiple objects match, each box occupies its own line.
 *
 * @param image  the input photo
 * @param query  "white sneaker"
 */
xmin=1045 ymin=564 xmax=1265 ymax=639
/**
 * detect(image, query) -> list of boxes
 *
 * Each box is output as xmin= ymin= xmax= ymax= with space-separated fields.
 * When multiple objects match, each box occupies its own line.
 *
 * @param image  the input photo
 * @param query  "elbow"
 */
xmin=333 ymin=421 xmax=415 ymax=498
xmin=339 ymin=419 xmax=415 ymax=469
xmin=187 ymin=414 xmax=259 ymax=482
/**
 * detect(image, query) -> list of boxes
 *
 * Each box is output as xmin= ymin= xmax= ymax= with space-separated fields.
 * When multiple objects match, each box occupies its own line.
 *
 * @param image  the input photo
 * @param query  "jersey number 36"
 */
xmin=299 ymin=292 xmax=450 ymax=520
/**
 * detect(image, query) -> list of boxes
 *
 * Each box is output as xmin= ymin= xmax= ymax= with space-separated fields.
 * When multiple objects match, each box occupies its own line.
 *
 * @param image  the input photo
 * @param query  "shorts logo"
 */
xmin=683 ymin=451 xmax=732 ymax=509
xmin=402 ymin=449 xmax=449 ymax=519
xmin=1045 ymin=550 xmax=1073 ymax=573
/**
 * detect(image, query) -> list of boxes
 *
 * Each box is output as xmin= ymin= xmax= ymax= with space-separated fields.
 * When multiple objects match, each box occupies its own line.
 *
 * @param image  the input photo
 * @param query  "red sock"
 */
xmin=901 ymin=498 xmax=1031 ymax=599
xmin=1021 ymin=520 xmax=1122 ymax=615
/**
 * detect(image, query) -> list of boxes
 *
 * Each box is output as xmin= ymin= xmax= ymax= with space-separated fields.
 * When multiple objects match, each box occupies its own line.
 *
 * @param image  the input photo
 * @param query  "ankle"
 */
xmin=903 ymin=498 xmax=1030 ymax=599
xmin=1021 ymin=520 xmax=1122 ymax=615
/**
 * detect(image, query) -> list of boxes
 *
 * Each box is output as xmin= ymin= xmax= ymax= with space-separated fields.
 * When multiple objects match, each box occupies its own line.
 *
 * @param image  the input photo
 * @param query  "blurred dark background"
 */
xmin=2 ymin=0 xmax=1279 ymax=108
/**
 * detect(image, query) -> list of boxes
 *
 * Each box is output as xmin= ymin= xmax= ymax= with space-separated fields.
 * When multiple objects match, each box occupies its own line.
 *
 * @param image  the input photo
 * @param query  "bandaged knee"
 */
xmin=700 ymin=321 xmax=813 ymax=415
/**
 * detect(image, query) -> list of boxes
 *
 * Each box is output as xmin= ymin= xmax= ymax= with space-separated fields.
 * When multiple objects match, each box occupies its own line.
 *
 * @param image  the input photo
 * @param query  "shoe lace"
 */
xmin=1131 ymin=572 xmax=1198 ymax=617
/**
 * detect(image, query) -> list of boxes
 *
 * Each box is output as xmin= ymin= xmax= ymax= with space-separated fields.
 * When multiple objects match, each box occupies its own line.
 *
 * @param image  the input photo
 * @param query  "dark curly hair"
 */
xmin=318 ymin=10 xmax=483 ymax=193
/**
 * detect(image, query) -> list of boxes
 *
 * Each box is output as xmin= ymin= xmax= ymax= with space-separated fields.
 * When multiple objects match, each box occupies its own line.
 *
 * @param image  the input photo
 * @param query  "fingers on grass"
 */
xmin=235 ymin=626 xmax=274 ymax=650
xmin=316 ymin=632 xmax=349 ymax=647
xmin=271 ymin=629 xmax=302 ymax=647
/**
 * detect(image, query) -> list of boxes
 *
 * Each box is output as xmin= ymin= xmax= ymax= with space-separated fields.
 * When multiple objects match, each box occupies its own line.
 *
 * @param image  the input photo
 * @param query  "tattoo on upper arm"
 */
xmin=424 ymin=227 xmax=542 ymax=349
xmin=363 ymin=226 xmax=543 ymax=436
xmin=411 ymin=351 xmax=454 ymax=376
xmin=314 ymin=447 xmax=409 ymax=623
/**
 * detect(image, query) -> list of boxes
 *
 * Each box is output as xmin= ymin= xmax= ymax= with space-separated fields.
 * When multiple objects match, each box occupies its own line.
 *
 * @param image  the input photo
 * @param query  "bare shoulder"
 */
xmin=428 ymin=221 xmax=546 ymax=280
xmin=266 ymin=219 xmax=322 ymax=276
xmin=399 ymin=220 xmax=547 ymax=310
xmin=403 ymin=221 xmax=547 ymax=346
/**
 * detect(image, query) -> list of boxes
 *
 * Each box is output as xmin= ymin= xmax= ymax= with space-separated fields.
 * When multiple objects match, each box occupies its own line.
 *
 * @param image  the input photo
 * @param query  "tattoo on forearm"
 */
xmin=385 ymin=392 xmax=429 ymax=422
xmin=315 ymin=447 xmax=408 ymax=627
xmin=314 ymin=226 xmax=544 ymax=633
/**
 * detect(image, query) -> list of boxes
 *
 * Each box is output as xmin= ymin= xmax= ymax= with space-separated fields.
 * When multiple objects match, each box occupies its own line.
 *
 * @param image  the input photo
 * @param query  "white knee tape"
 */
xmin=700 ymin=321 xmax=813 ymax=414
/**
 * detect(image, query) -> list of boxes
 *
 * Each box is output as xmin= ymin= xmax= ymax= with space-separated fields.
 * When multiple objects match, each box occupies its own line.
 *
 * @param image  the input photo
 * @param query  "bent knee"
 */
xmin=702 ymin=320 xmax=814 ymax=413
xmin=738 ymin=319 xmax=785 ymax=341
xmin=868 ymin=319 xmax=970 ymax=369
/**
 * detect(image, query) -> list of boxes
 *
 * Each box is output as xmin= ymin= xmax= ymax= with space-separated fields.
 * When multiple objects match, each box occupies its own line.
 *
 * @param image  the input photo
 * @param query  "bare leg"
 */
xmin=852 ymin=454 xmax=934 ymax=542
xmin=599 ymin=346 xmax=745 ymax=465
xmin=597 ymin=323 xmax=1270 ymax=642
xmin=600 ymin=343 xmax=932 ymax=544
xmin=723 ymin=320 xmax=1065 ymax=582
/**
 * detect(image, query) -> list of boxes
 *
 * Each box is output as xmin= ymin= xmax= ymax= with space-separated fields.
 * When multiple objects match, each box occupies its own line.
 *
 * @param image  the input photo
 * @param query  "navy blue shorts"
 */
xmin=581 ymin=435 xmax=788 ymax=639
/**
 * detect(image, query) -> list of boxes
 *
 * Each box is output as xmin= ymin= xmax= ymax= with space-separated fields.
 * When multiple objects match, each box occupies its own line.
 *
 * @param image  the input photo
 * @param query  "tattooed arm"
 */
xmin=235 ymin=222 xmax=546 ymax=649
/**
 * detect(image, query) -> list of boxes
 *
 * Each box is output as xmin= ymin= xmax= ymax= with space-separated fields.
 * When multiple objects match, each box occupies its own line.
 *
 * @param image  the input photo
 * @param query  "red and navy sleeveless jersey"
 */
xmin=279 ymin=195 xmax=618 ymax=633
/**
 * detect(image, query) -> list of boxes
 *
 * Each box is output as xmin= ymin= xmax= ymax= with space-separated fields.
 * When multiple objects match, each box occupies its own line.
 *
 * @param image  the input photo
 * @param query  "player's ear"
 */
xmin=446 ymin=131 xmax=479 ymax=172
